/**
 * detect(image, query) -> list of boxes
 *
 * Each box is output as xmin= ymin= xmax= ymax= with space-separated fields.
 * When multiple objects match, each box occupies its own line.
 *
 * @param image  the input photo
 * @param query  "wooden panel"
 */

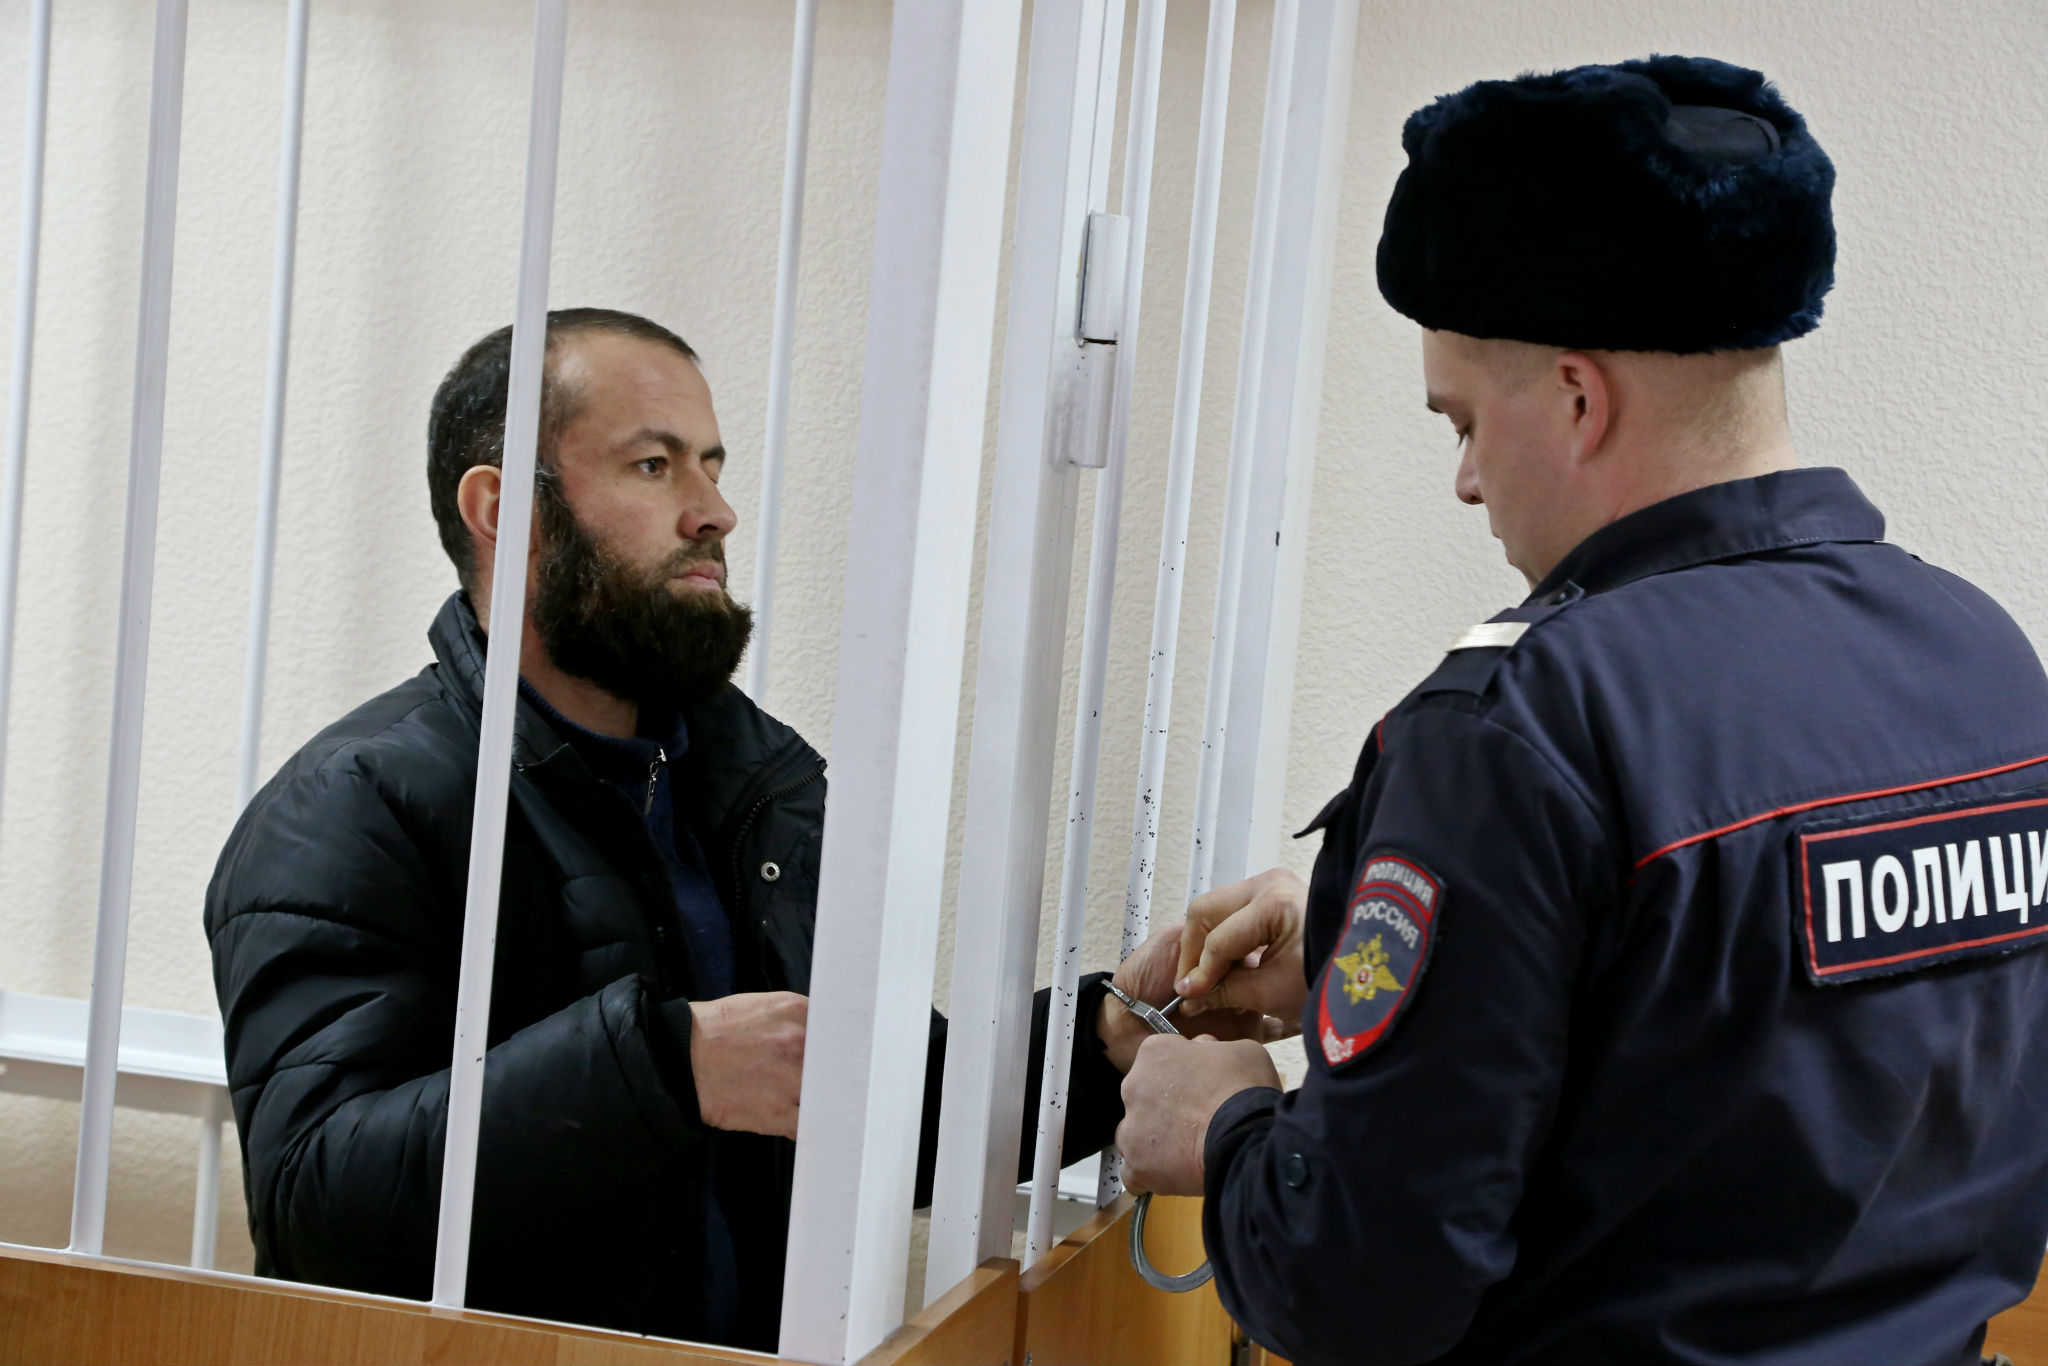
xmin=0 ymin=1245 xmax=1026 ymax=1366
xmin=859 ymin=1259 xmax=1018 ymax=1366
xmin=1013 ymin=1196 xmax=1232 ymax=1366
xmin=0 ymin=1245 xmax=769 ymax=1366
xmin=1985 ymin=1255 xmax=2048 ymax=1363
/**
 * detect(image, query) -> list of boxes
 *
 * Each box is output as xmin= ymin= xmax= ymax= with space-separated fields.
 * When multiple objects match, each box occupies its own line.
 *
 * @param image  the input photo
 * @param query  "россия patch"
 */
xmin=1316 ymin=852 xmax=1441 ymax=1067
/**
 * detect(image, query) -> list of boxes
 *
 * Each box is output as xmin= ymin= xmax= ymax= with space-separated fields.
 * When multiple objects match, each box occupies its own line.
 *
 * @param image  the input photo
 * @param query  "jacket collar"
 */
xmin=425 ymin=592 xmax=823 ymax=834
xmin=1527 ymin=467 xmax=1885 ymax=604
xmin=518 ymin=678 xmax=688 ymax=784
xmin=426 ymin=592 xmax=573 ymax=770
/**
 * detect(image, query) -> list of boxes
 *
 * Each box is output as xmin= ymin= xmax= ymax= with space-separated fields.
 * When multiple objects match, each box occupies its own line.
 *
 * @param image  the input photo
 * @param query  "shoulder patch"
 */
xmin=1793 ymin=788 xmax=2048 ymax=985
xmin=1414 ymin=586 xmax=1583 ymax=701
xmin=1315 ymin=852 xmax=1442 ymax=1067
xmin=1447 ymin=621 xmax=1527 ymax=651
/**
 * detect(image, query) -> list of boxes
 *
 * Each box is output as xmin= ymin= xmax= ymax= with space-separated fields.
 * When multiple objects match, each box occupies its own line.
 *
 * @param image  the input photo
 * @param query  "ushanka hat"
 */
xmin=1376 ymin=55 xmax=1836 ymax=353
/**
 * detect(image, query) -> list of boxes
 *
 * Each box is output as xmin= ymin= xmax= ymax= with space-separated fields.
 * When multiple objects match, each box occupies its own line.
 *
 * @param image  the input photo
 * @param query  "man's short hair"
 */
xmin=427 ymin=307 xmax=699 ymax=589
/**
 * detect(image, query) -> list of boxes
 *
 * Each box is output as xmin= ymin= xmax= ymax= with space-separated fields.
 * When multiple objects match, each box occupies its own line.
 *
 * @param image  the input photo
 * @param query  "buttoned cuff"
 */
xmin=1203 ymin=1084 xmax=1282 ymax=1197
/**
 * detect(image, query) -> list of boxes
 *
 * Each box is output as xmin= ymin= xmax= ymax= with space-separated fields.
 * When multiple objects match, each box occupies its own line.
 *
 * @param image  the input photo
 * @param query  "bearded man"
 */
xmin=205 ymin=308 xmax=1203 ymax=1348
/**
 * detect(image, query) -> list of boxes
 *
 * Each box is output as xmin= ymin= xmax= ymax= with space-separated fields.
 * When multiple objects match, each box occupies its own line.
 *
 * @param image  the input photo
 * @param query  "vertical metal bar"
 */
xmin=70 ymin=0 xmax=190 ymax=1257
xmin=923 ymin=0 xmax=1122 ymax=1306
xmin=189 ymin=1089 xmax=227 ymax=1269
xmin=740 ymin=0 xmax=818 ymax=705
xmin=429 ymin=0 xmax=567 ymax=1309
xmin=1185 ymin=0 xmax=1297 ymax=900
xmin=1103 ymin=0 xmax=1237 ymax=1210
xmin=776 ymin=1 xmax=1022 ymax=1358
xmin=1121 ymin=0 xmax=1235 ymax=976
xmin=0 ymin=0 xmax=54 ymax=852
xmin=235 ymin=0 xmax=311 ymax=813
xmin=1207 ymin=0 xmax=1358 ymax=886
xmin=1025 ymin=0 xmax=1163 ymax=1266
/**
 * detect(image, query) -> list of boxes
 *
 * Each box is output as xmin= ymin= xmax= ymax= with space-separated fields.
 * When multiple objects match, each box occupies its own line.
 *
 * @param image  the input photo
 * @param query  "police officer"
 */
xmin=1112 ymin=55 xmax=2048 ymax=1366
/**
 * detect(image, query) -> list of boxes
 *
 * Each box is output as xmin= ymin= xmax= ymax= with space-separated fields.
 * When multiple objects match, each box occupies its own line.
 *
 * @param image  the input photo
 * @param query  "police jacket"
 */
xmin=205 ymin=593 xmax=1128 ymax=1348
xmin=1204 ymin=469 xmax=2048 ymax=1366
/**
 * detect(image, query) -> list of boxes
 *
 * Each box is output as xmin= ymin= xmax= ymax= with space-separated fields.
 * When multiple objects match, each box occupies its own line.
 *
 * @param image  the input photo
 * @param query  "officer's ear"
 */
xmin=1553 ymin=351 xmax=1613 ymax=465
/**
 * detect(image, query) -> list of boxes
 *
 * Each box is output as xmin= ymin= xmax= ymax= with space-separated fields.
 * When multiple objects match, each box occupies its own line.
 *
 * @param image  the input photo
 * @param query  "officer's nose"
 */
xmin=1455 ymin=443 xmax=1484 ymax=506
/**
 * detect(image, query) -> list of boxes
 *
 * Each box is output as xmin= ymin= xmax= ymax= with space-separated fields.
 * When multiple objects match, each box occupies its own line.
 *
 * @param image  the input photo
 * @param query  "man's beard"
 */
xmin=530 ymin=487 xmax=754 ymax=706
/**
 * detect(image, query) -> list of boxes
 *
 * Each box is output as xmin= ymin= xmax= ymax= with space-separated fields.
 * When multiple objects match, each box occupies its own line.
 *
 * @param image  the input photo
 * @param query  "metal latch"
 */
xmin=1078 ymin=211 xmax=1130 ymax=344
xmin=1053 ymin=211 xmax=1130 ymax=470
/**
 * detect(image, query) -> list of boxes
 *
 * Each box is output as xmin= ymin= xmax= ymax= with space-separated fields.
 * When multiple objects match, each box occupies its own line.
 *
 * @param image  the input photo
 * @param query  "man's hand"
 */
xmin=690 ymin=991 xmax=807 ymax=1138
xmin=1117 ymin=1035 xmax=1281 ymax=1196
xmin=1175 ymin=868 xmax=1310 ymax=1022
xmin=1100 ymin=924 xmax=1287 ymax=1072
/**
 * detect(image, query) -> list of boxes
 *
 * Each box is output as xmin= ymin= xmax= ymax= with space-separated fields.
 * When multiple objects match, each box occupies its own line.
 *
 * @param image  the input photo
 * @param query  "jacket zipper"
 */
xmin=652 ymin=921 xmax=677 ymax=997
xmin=644 ymin=747 xmax=667 ymax=815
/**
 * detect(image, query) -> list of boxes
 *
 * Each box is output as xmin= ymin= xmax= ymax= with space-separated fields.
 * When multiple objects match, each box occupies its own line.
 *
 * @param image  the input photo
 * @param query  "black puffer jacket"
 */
xmin=205 ymin=594 xmax=1125 ymax=1348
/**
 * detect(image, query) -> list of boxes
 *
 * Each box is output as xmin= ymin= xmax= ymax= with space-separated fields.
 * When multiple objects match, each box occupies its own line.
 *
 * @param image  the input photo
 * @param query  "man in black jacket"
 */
xmin=205 ymin=308 xmax=1200 ymax=1348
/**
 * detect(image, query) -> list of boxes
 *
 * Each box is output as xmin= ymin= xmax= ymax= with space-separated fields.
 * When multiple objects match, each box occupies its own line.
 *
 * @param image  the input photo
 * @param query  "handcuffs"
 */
xmin=1106 ymin=981 xmax=1215 ymax=1294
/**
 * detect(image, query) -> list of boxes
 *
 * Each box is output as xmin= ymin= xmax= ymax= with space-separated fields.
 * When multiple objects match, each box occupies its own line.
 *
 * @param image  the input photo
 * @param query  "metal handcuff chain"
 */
xmin=1107 ymin=982 xmax=1216 ymax=1294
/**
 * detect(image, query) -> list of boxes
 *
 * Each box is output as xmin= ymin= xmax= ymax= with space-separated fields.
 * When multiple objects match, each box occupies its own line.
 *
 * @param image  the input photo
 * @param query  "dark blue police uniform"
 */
xmin=1203 ymin=468 xmax=2048 ymax=1365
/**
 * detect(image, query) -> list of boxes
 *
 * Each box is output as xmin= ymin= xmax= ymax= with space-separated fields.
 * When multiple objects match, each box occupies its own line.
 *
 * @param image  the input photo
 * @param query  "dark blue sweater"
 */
xmin=519 ymin=682 xmax=736 ymax=998
xmin=519 ymin=681 xmax=739 ymax=1337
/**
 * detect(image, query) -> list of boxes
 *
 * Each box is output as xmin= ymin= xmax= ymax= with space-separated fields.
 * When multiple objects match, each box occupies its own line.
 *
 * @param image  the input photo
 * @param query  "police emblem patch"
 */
xmin=1316 ymin=852 xmax=1441 ymax=1067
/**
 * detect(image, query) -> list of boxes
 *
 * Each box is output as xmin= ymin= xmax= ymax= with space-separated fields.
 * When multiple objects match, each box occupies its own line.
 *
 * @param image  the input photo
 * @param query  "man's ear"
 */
xmin=456 ymin=463 xmax=502 ymax=552
xmin=1554 ymin=351 xmax=1613 ymax=465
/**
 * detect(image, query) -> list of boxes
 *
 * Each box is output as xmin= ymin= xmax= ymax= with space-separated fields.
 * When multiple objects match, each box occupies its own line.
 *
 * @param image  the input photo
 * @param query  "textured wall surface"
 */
xmin=0 ymin=0 xmax=2042 ymax=1279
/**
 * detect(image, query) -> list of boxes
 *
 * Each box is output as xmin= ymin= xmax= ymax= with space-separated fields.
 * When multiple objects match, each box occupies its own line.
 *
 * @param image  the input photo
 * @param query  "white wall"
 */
xmin=0 ymin=0 xmax=2042 ymax=1275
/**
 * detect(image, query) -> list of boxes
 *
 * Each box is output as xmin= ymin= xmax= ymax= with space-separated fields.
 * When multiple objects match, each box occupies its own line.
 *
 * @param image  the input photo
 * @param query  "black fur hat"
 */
xmin=1376 ymin=55 xmax=1836 ymax=353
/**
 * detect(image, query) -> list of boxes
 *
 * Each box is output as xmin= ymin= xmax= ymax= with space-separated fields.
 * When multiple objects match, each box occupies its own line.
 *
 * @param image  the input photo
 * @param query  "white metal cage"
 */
xmin=0 ymin=2 xmax=1357 ymax=1362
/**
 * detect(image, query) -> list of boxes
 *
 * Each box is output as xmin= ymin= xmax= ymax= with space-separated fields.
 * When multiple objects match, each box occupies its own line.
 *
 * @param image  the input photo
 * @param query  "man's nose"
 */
xmin=683 ymin=467 xmax=739 ymax=543
xmin=1455 ymin=444 xmax=1484 ymax=506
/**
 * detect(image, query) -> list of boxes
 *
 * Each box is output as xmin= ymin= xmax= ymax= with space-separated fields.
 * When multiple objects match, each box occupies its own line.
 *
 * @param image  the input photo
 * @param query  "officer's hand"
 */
xmin=690 ymin=991 xmax=807 ymax=1139
xmin=1175 ymin=867 xmax=1309 ymax=1022
xmin=1118 ymin=1034 xmax=1281 ymax=1197
xmin=1102 ymin=924 xmax=1287 ymax=1072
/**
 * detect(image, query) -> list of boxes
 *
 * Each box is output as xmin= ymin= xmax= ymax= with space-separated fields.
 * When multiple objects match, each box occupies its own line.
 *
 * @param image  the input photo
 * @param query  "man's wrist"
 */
xmin=1097 ymin=988 xmax=1150 ymax=1073
xmin=651 ymin=995 xmax=703 ymax=1126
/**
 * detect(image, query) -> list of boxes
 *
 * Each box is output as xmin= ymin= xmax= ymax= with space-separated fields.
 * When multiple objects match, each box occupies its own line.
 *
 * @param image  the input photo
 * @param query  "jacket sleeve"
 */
xmin=206 ymin=760 xmax=702 ymax=1297
xmin=914 ymin=973 xmax=1126 ymax=1207
xmin=1202 ymin=704 xmax=1617 ymax=1366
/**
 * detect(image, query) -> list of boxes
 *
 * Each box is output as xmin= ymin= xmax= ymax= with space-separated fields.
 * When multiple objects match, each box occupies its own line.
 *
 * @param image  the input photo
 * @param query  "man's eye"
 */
xmin=636 ymin=457 xmax=667 ymax=476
